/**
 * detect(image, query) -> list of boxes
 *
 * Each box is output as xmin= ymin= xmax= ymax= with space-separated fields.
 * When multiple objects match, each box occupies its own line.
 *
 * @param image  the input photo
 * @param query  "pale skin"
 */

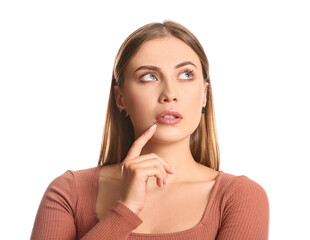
xmin=96 ymin=36 xmax=219 ymax=234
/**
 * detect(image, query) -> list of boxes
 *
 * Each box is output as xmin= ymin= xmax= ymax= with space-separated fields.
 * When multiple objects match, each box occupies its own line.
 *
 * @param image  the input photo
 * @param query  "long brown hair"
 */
xmin=98 ymin=20 xmax=220 ymax=170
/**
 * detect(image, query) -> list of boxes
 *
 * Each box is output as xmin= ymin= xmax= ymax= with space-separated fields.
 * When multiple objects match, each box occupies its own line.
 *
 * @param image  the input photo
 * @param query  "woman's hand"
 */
xmin=119 ymin=124 xmax=176 ymax=215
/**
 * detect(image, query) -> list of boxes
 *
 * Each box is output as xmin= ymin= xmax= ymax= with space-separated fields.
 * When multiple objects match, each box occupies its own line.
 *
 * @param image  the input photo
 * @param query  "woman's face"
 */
xmin=114 ymin=36 xmax=208 ymax=143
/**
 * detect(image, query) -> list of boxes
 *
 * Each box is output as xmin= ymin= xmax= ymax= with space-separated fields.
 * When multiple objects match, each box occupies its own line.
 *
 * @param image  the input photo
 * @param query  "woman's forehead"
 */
xmin=127 ymin=37 xmax=201 ymax=70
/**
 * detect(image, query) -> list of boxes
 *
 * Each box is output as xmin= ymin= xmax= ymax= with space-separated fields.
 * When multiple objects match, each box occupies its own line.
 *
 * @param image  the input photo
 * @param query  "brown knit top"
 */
xmin=31 ymin=166 xmax=269 ymax=239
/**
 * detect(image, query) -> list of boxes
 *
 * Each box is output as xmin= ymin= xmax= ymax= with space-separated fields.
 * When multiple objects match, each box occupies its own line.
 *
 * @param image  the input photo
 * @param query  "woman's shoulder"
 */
xmin=52 ymin=165 xmax=100 ymax=180
xmin=69 ymin=165 xmax=101 ymax=182
xmin=213 ymin=171 xmax=270 ymax=238
xmin=218 ymin=171 xmax=267 ymax=195
xmin=48 ymin=166 xmax=100 ymax=194
xmin=198 ymin=165 xmax=267 ymax=196
xmin=215 ymin=170 xmax=269 ymax=209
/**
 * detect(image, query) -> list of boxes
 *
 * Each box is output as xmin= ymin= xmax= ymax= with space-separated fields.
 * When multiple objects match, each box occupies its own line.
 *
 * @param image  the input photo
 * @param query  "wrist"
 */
xmin=119 ymin=200 xmax=141 ymax=216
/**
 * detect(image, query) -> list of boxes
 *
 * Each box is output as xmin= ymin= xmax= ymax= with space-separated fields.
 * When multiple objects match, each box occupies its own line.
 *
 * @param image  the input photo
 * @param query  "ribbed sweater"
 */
xmin=31 ymin=166 xmax=269 ymax=239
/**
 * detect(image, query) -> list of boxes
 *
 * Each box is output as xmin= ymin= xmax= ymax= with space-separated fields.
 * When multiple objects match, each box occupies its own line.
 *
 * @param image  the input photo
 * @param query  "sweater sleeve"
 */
xmin=216 ymin=176 xmax=269 ymax=240
xmin=81 ymin=201 xmax=143 ymax=239
xmin=31 ymin=170 xmax=142 ymax=240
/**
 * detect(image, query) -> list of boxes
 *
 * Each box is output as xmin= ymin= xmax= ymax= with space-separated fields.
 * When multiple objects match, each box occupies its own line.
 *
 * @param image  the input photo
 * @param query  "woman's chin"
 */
xmin=150 ymin=128 xmax=192 ymax=144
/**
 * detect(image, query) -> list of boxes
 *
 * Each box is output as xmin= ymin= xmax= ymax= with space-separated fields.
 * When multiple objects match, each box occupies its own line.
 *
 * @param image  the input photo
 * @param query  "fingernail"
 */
xmin=149 ymin=124 xmax=157 ymax=131
xmin=171 ymin=168 xmax=176 ymax=173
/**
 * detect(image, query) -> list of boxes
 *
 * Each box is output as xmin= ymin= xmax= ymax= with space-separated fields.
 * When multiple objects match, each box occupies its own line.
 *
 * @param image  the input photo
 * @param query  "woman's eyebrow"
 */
xmin=134 ymin=61 xmax=197 ymax=72
xmin=175 ymin=61 xmax=197 ymax=69
xmin=135 ymin=65 xmax=160 ymax=72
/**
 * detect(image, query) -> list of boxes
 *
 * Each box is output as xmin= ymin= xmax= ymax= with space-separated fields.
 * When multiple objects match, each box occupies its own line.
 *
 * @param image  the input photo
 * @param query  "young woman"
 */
xmin=31 ymin=21 xmax=269 ymax=239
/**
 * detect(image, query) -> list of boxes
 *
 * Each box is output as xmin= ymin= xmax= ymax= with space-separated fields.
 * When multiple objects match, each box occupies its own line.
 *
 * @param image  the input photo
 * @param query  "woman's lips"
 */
xmin=156 ymin=110 xmax=183 ymax=125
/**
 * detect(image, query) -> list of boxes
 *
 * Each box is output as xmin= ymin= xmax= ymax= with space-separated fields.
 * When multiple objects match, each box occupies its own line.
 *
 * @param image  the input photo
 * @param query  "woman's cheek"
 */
xmin=127 ymin=95 xmax=153 ymax=127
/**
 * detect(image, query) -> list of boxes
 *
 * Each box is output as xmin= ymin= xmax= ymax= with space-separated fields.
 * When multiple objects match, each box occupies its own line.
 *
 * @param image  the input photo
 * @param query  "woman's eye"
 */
xmin=179 ymin=71 xmax=193 ymax=80
xmin=141 ymin=73 xmax=157 ymax=81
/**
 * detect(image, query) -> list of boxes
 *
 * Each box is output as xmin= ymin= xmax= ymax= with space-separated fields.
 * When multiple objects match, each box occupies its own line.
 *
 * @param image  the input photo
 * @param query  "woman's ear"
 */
xmin=114 ymin=86 xmax=126 ymax=112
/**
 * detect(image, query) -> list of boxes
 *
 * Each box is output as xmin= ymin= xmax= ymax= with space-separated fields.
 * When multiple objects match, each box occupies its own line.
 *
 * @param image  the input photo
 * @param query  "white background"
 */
xmin=1 ymin=0 xmax=309 ymax=239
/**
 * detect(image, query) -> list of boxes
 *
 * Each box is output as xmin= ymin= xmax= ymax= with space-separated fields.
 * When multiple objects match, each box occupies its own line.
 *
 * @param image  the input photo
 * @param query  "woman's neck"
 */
xmin=140 ymin=136 xmax=201 ymax=186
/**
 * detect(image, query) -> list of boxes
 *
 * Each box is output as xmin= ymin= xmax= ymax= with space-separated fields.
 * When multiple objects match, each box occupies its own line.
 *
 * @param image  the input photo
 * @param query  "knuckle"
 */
xmin=151 ymin=153 xmax=158 ymax=159
xmin=123 ymin=161 xmax=133 ymax=171
xmin=146 ymin=153 xmax=157 ymax=159
xmin=123 ymin=161 xmax=130 ymax=169
xmin=158 ymin=173 xmax=163 ymax=179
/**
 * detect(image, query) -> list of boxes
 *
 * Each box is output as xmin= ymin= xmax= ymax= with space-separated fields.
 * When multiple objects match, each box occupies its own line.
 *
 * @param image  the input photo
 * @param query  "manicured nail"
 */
xmin=149 ymin=124 xmax=157 ymax=131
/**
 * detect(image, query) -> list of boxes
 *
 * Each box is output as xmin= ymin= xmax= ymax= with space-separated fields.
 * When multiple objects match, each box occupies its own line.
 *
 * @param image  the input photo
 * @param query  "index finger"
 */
xmin=125 ymin=123 xmax=157 ymax=160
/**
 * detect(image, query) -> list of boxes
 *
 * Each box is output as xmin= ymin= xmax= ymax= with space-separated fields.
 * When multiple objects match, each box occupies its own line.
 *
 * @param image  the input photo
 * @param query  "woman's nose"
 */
xmin=159 ymin=81 xmax=178 ymax=103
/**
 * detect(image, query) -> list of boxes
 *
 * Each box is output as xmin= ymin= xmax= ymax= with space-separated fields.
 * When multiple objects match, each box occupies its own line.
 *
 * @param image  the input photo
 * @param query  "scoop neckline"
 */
xmin=93 ymin=165 xmax=224 ymax=237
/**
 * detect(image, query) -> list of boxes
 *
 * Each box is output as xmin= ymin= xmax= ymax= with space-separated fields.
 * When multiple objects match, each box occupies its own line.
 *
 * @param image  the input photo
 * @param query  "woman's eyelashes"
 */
xmin=140 ymin=72 xmax=157 ymax=81
xmin=179 ymin=69 xmax=195 ymax=80
xmin=139 ymin=69 xmax=196 ymax=82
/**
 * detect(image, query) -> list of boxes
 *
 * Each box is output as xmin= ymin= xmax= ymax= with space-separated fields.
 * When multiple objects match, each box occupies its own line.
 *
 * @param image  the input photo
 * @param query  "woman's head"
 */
xmin=114 ymin=36 xmax=208 ymax=145
xmin=98 ymin=20 xmax=219 ymax=170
